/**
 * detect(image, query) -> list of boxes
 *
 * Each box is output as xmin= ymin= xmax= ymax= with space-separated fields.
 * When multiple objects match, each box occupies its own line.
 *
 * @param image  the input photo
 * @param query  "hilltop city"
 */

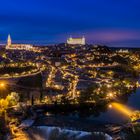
xmin=0 ymin=35 xmax=140 ymax=139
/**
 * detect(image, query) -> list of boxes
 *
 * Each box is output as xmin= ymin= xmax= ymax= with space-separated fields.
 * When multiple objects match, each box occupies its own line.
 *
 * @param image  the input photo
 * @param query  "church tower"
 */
xmin=7 ymin=34 xmax=12 ymax=46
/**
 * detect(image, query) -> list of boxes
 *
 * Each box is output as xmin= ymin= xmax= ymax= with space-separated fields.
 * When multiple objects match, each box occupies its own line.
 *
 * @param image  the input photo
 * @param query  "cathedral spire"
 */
xmin=7 ymin=34 xmax=11 ymax=46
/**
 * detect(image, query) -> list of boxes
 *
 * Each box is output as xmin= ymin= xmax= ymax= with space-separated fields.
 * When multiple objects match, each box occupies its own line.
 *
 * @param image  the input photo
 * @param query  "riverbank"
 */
xmin=10 ymin=119 xmax=113 ymax=140
xmin=10 ymin=113 xmax=140 ymax=140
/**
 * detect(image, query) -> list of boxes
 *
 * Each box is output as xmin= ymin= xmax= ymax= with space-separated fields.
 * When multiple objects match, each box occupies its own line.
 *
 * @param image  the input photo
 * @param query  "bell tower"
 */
xmin=7 ymin=34 xmax=12 ymax=46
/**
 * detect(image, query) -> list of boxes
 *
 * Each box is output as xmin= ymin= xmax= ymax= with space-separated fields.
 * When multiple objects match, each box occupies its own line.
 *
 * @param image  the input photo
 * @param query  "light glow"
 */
xmin=0 ymin=83 xmax=5 ymax=88
xmin=109 ymin=102 xmax=132 ymax=117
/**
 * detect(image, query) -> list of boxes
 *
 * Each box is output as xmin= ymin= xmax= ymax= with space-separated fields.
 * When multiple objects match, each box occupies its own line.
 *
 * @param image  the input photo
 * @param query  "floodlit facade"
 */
xmin=67 ymin=37 xmax=85 ymax=45
xmin=6 ymin=35 xmax=33 ymax=50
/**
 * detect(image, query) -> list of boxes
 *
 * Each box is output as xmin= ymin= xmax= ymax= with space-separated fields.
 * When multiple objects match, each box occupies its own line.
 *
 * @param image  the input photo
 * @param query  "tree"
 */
xmin=31 ymin=95 xmax=34 ymax=106
xmin=60 ymin=96 xmax=70 ymax=105
xmin=6 ymin=92 xmax=19 ymax=106
xmin=39 ymin=88 xmax=43 ymax=103
xmin=78 ymin=84 xmax=101 ymax=104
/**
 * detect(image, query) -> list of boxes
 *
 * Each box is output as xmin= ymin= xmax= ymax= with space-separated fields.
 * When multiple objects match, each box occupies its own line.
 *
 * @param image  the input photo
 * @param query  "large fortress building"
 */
xmin=6 ymin=35 xmax=33 ymax=50
xmin=67 ymin=37 xmax=85 ymax=45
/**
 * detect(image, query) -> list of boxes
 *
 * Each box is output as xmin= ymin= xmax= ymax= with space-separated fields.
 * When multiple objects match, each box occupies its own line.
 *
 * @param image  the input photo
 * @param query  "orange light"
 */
xmin=0 ymin=83 xmax=4 ymax=87
xmin=111 ymin=102 xmax=132 ymax=117
xmin=108 ymin=93 xmax=113 ymax=97
xmin=108 ymin=104 xmax=112 ymax=108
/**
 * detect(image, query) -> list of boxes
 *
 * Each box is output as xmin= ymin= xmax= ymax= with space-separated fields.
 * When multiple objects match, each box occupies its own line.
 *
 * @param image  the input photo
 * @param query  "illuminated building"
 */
xmin=67 ymin=36 xmax=85 ymax=45
xmin=6 ymin=34 xmax=33 ymax=50
xmin=117 ymin=49 xmax=129 ymax=53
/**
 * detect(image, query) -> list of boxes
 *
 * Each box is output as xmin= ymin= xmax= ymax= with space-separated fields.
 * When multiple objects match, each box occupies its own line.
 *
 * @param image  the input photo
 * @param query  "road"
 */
xmin=0 ymin=69 xmax=43 ymax=80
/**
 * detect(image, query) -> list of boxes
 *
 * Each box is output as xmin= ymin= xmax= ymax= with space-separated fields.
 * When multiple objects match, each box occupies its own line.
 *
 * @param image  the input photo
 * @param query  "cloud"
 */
xmin=85 ymin=29 xmax=140 ymax=43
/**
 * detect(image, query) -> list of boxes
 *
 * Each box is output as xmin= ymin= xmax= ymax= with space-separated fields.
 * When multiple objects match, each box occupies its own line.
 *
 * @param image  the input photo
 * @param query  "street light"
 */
xmin=0 ymin=82 xmax=5 ymax=98
xmin=108 ymin=93 xmax=113 ymax=98
xmin=0 ymin=83 xmax=5 ymax=88
xmin=108 ymin=104 xmax=112 ymax=109
xmin=106 ymin=92 xmax=114 ymax=99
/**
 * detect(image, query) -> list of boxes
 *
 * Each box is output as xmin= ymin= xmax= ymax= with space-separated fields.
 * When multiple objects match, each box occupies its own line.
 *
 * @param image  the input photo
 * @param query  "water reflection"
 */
xmin=43 ymin=86 xmax=139 ymax=124
xmin=110 ymin=102 xmax=133 ymax=117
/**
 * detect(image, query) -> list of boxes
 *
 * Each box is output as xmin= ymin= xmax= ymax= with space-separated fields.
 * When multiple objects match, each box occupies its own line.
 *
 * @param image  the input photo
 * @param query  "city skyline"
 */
xmin=0 ymin=0 xmax=140 ymax=47
xmin=0 ymin=1 xmax=140 ymax=139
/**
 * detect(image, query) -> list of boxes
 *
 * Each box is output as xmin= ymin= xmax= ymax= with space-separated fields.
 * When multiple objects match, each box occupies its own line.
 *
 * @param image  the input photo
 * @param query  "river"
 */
xmin=34 ymin=84 xmax=140 ymax=127
xmin=93 ymin=85 xmax=140 ymax=124
xmin=13 ymin=84 xmax=140 ymax=140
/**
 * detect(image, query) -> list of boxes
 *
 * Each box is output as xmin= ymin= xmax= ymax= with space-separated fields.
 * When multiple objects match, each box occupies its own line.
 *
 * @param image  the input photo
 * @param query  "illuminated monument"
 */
xmin=6 ymin=34 xmax=33 ymax=50
xmin=7 ymin=34 xmax=12 ymax=47
xmin=67 ymin=36 xmax=85 ymax=45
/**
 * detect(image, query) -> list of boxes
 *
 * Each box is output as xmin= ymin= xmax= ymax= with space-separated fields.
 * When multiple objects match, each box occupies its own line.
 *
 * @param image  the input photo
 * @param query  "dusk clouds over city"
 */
xmin=0 ymin=0 xmax=140 ymax=47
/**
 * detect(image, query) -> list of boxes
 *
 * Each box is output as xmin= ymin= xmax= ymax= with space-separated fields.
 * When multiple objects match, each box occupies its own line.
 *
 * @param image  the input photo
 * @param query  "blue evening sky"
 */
xmin=0 ymin=0 xmax=140 ymax=47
